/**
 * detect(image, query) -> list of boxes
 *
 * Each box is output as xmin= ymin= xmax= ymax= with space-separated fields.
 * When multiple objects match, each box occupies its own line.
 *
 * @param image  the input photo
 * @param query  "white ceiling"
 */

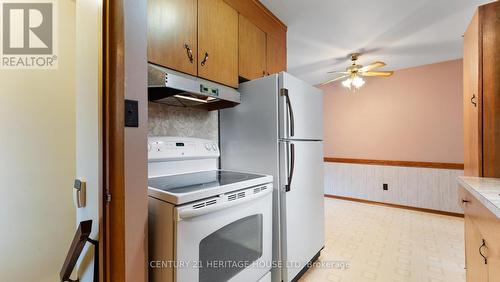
xmin=260 ymin=0 xmax=491 ymax=85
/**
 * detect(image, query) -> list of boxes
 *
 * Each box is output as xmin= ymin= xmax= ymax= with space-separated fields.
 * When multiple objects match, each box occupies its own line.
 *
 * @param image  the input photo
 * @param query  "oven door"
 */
xmin=175 ymin=186 xmax=272 ymax=282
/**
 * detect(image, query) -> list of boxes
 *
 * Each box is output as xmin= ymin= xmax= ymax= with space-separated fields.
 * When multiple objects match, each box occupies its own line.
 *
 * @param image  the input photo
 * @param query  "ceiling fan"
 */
xmin=320 ymin=53 xmax=394 ymax=90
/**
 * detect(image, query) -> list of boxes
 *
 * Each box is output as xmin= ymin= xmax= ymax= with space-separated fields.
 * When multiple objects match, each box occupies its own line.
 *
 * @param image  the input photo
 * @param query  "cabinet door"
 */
xmin=198 ymin=0 xmax=238 ymax=87
xmin=463 ymin=11 xmax=481 ymax=176
xmin=489 ymin=238 xmax=500 ymax=282
xmin=465 ymin=216 xmax=488 ymax=282
xmin=266 ymin=33 xmax=287 ymax=75
xmin=480 ymin=1 xmax=500 ymax=177
xmin=238 ymin=15 xmax=267 ymax=80
xmin=147 ymin=0 xmax=198 ymax=75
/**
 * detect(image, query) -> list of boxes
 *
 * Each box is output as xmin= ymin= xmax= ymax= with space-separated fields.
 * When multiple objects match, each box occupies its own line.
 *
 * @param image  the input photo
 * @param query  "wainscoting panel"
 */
xmin=324 ymin=162 xmax=464 ymax=213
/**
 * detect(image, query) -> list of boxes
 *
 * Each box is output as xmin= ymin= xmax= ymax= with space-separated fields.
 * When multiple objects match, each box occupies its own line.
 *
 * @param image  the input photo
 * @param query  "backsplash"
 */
xmin=148 ymin=102 xmax=218 ymax=141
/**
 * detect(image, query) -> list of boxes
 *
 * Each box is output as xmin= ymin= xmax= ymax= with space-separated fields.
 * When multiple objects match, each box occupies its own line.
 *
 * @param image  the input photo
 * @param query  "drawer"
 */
xmin=458 ymin=186 xmax=485 ymax=224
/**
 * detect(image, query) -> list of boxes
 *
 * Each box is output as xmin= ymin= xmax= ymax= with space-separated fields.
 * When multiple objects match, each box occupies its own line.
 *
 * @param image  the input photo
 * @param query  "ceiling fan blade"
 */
xmin=319 ymin=75 xmax=349 ymax=86
xmin=359 ymin=61 xmax=386 ymax=72
xmin=326 ymin=71 xmax=349 ymax=74
xmin=360 ymin=71 xmax=394 ymax=77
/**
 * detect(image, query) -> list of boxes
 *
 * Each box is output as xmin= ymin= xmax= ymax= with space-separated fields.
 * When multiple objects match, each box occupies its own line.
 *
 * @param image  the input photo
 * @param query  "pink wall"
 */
xmin=321 ymin=59 xmax=464 ymax=163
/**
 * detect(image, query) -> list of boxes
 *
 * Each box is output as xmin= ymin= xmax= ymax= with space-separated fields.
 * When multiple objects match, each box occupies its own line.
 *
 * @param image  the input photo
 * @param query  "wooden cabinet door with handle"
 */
xmin=465 ymin=216 xmax=488 ymax=282
xmin=480 ymin=1 xmax=500 ymax=177
xmin=266 ymin=33 xmax=287 ymax=75
xmin=463 ymin=10 xmax=481 ymax=177
xmin=463 ymin=2 xmax=500 ymax=177
xmin=198 ymin=0 xmax=238 ymax=87
xmin=238 ymin=15 xmax=267 ymax=80
xmin=490 ymin=245 xmax=500 ymax=282
xmin=147 ymin=0 xmax=198 ymax=75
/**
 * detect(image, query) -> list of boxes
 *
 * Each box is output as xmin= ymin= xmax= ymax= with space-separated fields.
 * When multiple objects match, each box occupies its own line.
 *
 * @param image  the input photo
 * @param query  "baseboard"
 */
xmin=325 ymin=194 xmax=464 ymax=218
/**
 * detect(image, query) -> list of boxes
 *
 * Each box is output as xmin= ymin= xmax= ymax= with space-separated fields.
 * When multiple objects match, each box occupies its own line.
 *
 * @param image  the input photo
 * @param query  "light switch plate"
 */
xmin=125 ymin=99 xmax=139 ymax=127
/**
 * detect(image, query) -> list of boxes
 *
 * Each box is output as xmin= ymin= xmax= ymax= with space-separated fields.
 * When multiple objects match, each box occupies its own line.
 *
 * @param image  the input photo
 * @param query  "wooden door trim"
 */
xmin=103 ymin=0 xmax=126 ymax=281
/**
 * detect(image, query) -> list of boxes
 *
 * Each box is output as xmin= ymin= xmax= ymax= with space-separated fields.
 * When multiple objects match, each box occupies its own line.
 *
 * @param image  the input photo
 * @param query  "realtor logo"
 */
xmin=0 ymin=0 xmax=57 ymax=69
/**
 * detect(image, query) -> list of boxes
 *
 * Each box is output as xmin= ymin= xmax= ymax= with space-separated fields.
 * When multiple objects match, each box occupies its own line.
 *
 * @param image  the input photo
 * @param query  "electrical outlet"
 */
xmin=383 ymin=183 xmax=388 ymax=191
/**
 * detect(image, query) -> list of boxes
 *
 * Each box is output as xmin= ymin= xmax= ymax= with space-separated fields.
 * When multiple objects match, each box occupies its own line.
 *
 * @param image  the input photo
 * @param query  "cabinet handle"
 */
xmin=479 ymin=239 xmax=488 ymax=264
xmin=471 ymin=94 xmax=477 ymax=107
xmin=201 ymin=52 xmax=209 ymax=66
xmin=462 ymin=199 xmax=470 ymax=203
xmin=184 ymin=44 xmax=194 ymax=63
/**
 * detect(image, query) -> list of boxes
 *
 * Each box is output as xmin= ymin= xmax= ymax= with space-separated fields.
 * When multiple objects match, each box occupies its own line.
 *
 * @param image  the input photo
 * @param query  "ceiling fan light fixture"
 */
xmin=352 ymin=76 xmax=365 ymax=89
xmin=341 ymin=75 xmax=365 ymax=90
xmin=341 ymin=78 xmax=352 ymax=89
xmin=322 ymin=53 xmax=393 ymax=88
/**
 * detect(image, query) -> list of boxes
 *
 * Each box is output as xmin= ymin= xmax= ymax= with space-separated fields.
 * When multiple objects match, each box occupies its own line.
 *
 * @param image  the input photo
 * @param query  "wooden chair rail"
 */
xmin=324 ymin=157 xmax=464 ymax=170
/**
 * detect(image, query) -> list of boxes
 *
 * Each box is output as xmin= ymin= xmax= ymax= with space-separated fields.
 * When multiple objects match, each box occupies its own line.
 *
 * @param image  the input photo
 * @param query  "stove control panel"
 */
xmin=148 ymin=137 xmax=219 ymax=161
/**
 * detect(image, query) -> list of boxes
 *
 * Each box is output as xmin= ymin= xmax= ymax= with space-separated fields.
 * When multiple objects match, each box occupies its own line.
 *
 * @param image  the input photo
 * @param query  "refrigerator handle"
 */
xmin=285 ymin=143 xmax=295 ymax=192
xmin=281 ymin=88 xmax=295 ymax=137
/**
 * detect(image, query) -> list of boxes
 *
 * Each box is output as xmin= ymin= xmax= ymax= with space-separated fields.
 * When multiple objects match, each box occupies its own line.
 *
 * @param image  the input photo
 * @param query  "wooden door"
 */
xmin=463 ymin=11 xmax=482 ymax=176
xmin=239 ymin=15 xmax=267 ymax=80
xmin=465 ymin=216 xmax=488 ymax=282
xmin=480 ymin=1 xmax=500 ymax=177
xmin=198 ymin=0 xmax=238 ymax=87
xmin=266 ymin=33 xmax=287 ymax=75
xmin=147 ymin=0 xmax=198 ymax=75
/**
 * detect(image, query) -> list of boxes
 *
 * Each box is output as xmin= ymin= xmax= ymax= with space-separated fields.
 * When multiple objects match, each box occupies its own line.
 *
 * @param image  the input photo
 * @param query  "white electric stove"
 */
xmin=148 ymin=137 xmax=273 ymax=282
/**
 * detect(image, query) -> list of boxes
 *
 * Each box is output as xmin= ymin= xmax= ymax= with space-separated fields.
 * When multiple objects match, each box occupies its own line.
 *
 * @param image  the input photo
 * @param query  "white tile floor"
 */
xmin=299 ymin=198 xmax=465 ymax=282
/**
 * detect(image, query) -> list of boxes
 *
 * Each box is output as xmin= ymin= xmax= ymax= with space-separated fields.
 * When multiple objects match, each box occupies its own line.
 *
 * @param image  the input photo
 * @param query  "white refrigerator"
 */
xmin=220 ymin=72 xmax=325 ymax=282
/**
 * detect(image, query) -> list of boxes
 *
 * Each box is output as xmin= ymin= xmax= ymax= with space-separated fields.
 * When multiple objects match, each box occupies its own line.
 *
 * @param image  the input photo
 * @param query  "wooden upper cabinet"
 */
xmin=480 ymin=1 xmax=500 ymax=177
xmin=238 ymin=15 xmax=267 ymax=80
xmin=198 ymin=0 xmax=238 ymax=88
xmin=147 ymin=0 xmax=198 ymax=76
xmin=147 ymin=0 xmax=286 ymax=88
xmin=266 ymin=33 xmax=287 ymax=75
xmin=463 ymin=11 xmax=481 ymax=177
xmin=463 ymin=2 xmax=500 ymax=177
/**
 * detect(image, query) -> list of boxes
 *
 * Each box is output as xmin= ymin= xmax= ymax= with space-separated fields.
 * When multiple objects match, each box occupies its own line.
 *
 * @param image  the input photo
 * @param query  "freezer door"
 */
xmin=280 ymin=140 xmax=325 ymax=281
xmin=279 ymin=72 xmax=323 ymax=140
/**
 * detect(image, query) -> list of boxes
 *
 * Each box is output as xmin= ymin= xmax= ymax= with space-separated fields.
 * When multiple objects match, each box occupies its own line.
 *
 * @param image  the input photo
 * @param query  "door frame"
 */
xmin=103 ymin=0 xmax=126 ymax=281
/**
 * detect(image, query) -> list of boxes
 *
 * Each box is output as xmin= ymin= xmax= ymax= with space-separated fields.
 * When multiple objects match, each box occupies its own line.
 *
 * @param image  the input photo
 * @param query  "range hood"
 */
xmin=148 ymin=64 xmax=241 ymax=111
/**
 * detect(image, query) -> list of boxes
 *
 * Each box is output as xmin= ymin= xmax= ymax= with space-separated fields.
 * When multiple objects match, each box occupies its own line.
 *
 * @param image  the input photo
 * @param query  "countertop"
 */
xmin=458 ymin=176 xmax=500 ymax=219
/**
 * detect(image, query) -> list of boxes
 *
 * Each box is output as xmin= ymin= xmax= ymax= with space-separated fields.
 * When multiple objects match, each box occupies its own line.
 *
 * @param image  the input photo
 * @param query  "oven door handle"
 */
xmin=175 ymin=187 xmax=272 ymax=220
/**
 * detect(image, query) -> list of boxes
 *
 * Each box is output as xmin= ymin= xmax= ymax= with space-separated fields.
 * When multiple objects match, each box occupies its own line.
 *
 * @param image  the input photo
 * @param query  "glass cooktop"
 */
xmin=148 ymin=170 xmax=264 ymax=194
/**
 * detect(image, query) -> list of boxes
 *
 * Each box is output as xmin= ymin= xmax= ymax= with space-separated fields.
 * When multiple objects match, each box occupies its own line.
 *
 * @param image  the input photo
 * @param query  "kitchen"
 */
xmin=0 ymin=1 xmax=499 ymax=282
xmin=145 ymin=0 xmax=500 ymax=281
xmin=146 ymin=1 xmax=324 ymax=280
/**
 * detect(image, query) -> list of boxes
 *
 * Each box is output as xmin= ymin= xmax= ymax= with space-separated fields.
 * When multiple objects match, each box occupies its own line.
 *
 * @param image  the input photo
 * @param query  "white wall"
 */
xmin=124 ymin=0 xmax=148 ymax=280
xmin=324 ymin=162 xmax=464 ymax=214
xmin=75 ymin=1 xmax=103 ymax=281
xmin=0 ymin=1 xmax=76 ymax=282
